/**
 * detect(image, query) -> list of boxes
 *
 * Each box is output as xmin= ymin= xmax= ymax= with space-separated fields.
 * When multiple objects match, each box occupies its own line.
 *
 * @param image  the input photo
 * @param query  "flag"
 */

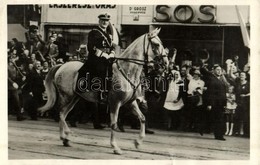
xmin=109 ymin=22 xmax=119 ymax=45
xmin=235 ymin=6 xmax=250 ymax=49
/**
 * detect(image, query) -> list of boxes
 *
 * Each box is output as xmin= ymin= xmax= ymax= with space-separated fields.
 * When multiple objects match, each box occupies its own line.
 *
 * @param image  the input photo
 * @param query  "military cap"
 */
xmin=193 ymin=69 xmax=201 ymax=76
xmin=98 ymin=13 xmax=111 ymax=20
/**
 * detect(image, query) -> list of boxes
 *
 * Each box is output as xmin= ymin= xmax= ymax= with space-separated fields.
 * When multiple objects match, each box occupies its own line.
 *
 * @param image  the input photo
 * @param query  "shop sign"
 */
xmin=49 ymin=4 xmax=116 ymax=9
xmin=42 ymin=4 xmax=118 ymax=24
xmin=154 ymin=5 xmax=216 ymax=23
xmin=122 ymin=5 xmax=153 ymax=24
xmin=154 ymin=5 xmax=250 ymax=24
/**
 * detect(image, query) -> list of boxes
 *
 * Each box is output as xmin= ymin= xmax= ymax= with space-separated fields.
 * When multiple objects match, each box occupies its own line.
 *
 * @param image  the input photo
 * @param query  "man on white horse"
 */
xmin=76 ymin=13 xmax=116 ymax=102
xmin=39 ymin=25 xmax=168 ymax=153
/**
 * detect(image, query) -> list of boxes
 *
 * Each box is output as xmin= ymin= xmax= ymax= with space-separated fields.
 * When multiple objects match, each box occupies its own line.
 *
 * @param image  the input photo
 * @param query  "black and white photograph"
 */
xmin=1 ymin=0 xmax=260 ymax=164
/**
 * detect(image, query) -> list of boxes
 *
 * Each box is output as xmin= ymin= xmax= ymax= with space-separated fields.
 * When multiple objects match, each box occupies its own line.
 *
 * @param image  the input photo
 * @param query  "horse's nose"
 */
xmin=163 ymin=58 xmax=169 ymax=68
xmin=147 ymin=62 xmax=154 ymax=68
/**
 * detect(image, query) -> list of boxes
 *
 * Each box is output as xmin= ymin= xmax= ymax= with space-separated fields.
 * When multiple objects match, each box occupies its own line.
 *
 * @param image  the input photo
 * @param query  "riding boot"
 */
xmin=228 ymin=123 xmax=234 ymax=136
xmin=225 ymin=122 xmax=229 ymax=135
xmin=93 ymin=103 xmax=105 ymax=129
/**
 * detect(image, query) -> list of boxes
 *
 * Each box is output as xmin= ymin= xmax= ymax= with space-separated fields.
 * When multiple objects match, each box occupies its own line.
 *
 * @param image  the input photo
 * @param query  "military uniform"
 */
xmin=87 ymin=26 xmax=115 ymax=79
xmin=77 ymin=26 xmax=115 ymax=93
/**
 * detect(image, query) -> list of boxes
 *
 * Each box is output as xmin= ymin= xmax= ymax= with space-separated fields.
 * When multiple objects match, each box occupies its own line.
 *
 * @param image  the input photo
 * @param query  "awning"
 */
xmin=8 ymin=24 xmax=27 ymax=42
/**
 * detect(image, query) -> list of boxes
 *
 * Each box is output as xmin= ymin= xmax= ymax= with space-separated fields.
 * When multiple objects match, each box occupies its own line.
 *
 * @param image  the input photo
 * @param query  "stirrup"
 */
xmin=99 ymin=91 xmax=108 ymax=102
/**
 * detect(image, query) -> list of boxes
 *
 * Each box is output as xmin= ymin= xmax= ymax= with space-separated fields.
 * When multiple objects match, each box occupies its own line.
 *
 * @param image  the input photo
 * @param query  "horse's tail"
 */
xmin=38 ymin=64 xmax=62 ymax=113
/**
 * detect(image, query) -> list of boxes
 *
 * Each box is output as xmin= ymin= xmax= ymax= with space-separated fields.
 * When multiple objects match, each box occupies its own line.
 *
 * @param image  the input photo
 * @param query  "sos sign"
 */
xmin=154 ymin=5 xmax=216 ymax=23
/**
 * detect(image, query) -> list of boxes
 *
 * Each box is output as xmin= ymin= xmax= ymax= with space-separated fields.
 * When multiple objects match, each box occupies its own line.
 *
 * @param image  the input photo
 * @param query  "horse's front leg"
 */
xmin=129 ymin=100 xmax=146 ymax=149
xmin=109 ymin=102 xmax=123 ymax=155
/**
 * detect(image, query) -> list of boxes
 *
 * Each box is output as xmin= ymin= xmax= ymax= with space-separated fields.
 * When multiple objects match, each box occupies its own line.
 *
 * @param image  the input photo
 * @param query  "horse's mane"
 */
xmin=119 ymin=34 xmax=145 ymax=58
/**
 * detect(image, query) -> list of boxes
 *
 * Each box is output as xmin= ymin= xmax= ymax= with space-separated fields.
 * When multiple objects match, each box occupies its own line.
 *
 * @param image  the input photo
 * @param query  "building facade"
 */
xmin=8 ymin=4 xmax=250 ymax=68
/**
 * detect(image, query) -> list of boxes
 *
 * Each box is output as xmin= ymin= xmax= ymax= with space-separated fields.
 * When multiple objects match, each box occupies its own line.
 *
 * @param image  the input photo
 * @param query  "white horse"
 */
xmin=38 ymin=28 xmax=168 ymax=154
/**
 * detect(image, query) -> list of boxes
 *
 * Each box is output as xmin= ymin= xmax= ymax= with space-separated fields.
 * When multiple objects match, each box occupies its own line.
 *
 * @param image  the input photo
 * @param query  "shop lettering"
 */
xmin=129 ymin=6 xmax=147 ymax=14
xmin=95 ymin=5 xmax=116 ymax=9
xmin=154 ymin=5 xmax=216 ymax=23
xmin=49 ymin=4 xmax=116 ymax=9
xmin=129 ymin=7 xmax=147 ymax=11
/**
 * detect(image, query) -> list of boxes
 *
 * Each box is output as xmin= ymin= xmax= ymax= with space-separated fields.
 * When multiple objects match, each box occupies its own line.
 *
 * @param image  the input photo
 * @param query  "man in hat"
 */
xmin=76 ymin=13 xmax=116 ymax=129
xmin=201 ymin=64 xmax=227 ymax=140
xmin=8 ymin=57 xmax=26 ymax=121
xmin=43 ymin=36 xmax=59 ymax=65
xmin=77 ymin=13 xmax=115 ymax=98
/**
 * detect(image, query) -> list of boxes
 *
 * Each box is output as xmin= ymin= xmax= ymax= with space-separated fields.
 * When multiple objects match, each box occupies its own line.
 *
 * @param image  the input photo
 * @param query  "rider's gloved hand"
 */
xmin=96 ymin=48 xmax=115 ymax=59
xmin=108 ymin=51 xmax=115 ymax=59
xmin=100 ymin=52 xmax=109 ymax=59
xmin=108 ymin=51 xmax=115 ymax=63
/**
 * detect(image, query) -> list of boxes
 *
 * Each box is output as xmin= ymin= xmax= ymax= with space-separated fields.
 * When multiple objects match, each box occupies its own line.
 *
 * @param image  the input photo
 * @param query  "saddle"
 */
xmin=75 ymin=60 xmax=112 ymax=102
xmin=75 ymin=63 xmax=90 ymax=93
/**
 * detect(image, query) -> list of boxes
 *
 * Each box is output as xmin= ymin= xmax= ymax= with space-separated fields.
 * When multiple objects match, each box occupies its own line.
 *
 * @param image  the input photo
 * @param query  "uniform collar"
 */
xmin=98 ymin=26 xmax=107 ymax=32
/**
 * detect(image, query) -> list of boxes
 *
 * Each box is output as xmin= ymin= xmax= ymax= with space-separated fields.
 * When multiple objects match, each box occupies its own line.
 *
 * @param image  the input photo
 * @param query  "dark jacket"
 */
xmin=201 ymin=67 xmax=226 ymax=108
xmin=43 ymin=43 xmax=59 ymax=59
xmin=8 ymin=65 xmax=19 ymax=90
xmin=84 ymin=26 xmax=115 ymax=78
xmin=87 ymin=26 xmax=115 ymax=60
xmin=23 ymin=68 xmax=45 ymax=95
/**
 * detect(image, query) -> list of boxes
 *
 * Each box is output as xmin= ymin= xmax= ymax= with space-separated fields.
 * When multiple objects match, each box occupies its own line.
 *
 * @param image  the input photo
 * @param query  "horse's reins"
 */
xmin=114 ymin=34 xmax=166 ymax=101
xmin=113 ymin=35 xmax=166 ymax=65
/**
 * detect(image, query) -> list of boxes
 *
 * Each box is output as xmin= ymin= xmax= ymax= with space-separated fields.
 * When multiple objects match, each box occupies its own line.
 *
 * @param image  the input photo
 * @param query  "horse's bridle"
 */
xmin=114 ymin=34 xmax=167 ymax=65
xmin=114 ymin=34 xmax=167 ymax=99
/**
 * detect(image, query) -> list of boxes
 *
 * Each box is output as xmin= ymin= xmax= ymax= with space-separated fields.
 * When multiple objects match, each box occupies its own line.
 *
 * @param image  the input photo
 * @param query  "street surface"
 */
xmin=8 ymin=116 xmax=249 ymax=160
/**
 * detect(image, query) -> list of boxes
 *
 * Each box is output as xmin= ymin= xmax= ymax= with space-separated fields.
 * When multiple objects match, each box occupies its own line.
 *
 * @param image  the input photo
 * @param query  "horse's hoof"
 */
xmin=65 ymin=131 xmax=71 ymax=135
xmin=63 ymin=139 xmax=71 ymax=147
xmin=113 ymin=149 xmax=123 ymax=155
xmin=134 ymin=139 xmax=141 ymax=149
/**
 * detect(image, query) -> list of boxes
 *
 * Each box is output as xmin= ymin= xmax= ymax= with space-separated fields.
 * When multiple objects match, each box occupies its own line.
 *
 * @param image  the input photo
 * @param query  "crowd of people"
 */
xmin=8 ymin=25 xmax=87 ymax=122
xmin=8 ymin=21 xmax=250 ymax=141
xmin=141 ymin=50 xmax=250 ymax=140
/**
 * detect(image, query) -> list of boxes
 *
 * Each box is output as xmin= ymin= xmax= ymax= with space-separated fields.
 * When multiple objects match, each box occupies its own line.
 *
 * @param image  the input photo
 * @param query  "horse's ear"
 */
xmin=153 ymin=28 xmax=161 ymax=36
xmin=149 ymin=28 xmax=161 ymax=38
xmin=156 ymin=28 xmax=161 ymax=35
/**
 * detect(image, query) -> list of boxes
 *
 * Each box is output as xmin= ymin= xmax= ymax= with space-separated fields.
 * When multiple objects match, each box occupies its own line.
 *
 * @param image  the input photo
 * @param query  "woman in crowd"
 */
xmin=235 ymin=72 xmax=250 ymax=137
xmin=163 ymin=69 xmax=184 ymax=130
xmin=187 ymin=69 xmax=205 ymax=134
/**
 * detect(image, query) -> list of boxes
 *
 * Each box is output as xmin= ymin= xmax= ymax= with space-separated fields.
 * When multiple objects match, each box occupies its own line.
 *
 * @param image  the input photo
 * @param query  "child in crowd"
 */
xmin=224 ymin=85 xmax=237 ymax=136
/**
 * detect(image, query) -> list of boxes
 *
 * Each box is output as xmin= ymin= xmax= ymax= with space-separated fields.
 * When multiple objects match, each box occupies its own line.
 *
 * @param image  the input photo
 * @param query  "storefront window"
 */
xmin=45 ymin=25 xmax=96 ymax=56
xmin=157 ymin=25 xmax=223 ymax=66
xmin=121 ymin=25 xmax=149 ymax=49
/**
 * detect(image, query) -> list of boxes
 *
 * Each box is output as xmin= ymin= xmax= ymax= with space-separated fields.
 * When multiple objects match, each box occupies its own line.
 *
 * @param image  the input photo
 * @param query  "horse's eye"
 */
xmin=153 ymin=43 xmax=160 ymax=47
